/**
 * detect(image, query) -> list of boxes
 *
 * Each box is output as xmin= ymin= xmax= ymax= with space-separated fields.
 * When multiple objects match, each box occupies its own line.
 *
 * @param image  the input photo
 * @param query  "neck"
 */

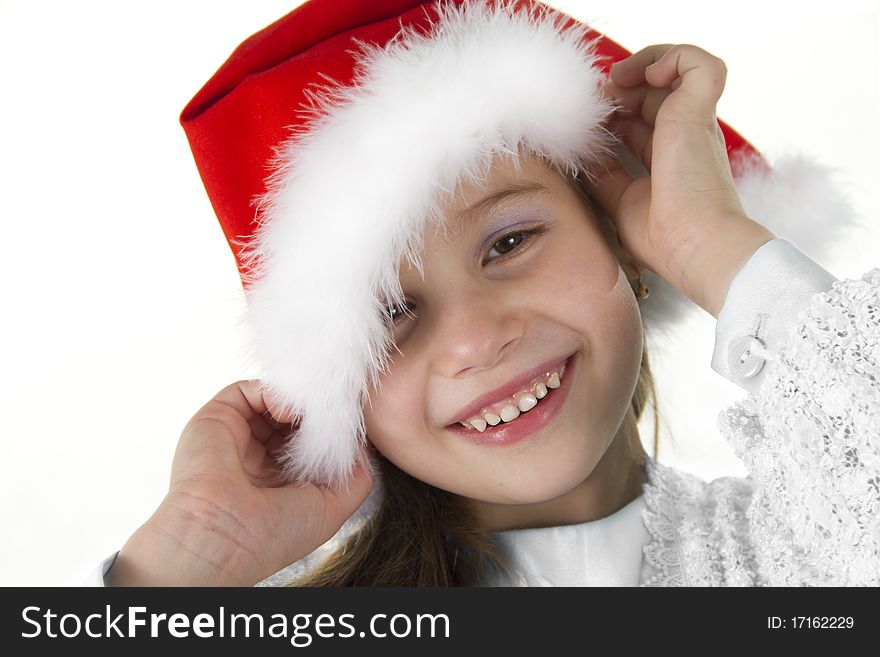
xmin=475 ymin=410 xmax=648 ymax=532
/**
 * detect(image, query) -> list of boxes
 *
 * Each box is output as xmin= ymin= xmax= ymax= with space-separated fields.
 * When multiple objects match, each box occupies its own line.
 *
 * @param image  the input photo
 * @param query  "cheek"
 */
xmin=592 ymin=265 xmax=644 ymax=389
xmin=581 ymin=265 xmax=644 ymax=449
xmin=537 ymin=227 xmax=629 ymax=327
xmin=540 ymin=233 xmax=643 ymax=415
xmin=362 ymin=366 xmax=425 ymax=456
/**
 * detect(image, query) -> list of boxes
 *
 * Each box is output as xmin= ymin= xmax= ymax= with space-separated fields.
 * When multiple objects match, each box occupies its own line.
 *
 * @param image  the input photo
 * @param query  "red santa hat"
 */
xmin=180 ymin=0 xmax=857 ymax=488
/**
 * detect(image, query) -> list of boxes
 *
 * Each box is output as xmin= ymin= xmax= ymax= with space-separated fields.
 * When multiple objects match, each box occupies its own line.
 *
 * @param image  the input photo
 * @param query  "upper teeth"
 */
xmin=457 ymin=361 xmax=567 ymax=432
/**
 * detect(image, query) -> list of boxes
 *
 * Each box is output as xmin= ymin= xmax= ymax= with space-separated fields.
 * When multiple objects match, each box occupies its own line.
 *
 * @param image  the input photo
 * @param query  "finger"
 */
xmin=248 ymin=412 xmax=276 ymax=443
xmin=206 ymin=379 xmax=268 ymax=424
xmin=211 ymin=379 xmax=299 ymax=427
xmin=241 ymin=433 xmax=270 ymax=475
xmin=179 ymin=381 xmax=291 ymax=471
xmin=613 ymin=116 xmax=655 ymax=170
xmin=644 ymin=44 xmax=727 ymax=118
xmin=248 ymin=450 xmax=287 ymax=488
xmin=263 ymin=429 xmax=291 ymax=461
xmin=609 ymin=44 xmax=676 ymax=87
xmin=602 ymin=79 xmax=674 ymax=129
xmin=243 ymin=436 xmax=292 ymax=488
xmin=255 ymin=428 xmax=304 ymax=486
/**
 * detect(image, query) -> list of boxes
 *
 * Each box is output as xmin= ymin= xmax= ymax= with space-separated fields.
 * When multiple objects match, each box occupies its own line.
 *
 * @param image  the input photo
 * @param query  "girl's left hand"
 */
xmin=586 ymin=44 xmax=775 ymax=316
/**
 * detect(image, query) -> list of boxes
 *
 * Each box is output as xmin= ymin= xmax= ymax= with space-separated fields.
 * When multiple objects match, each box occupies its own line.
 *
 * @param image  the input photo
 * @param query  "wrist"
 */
xmin=701 ymin=219 xmax=776 ymax=317
xmin=662 ymin=216 xmax=775 ymax=318
xmin=107 ymin=502 xmax=261 ymax=587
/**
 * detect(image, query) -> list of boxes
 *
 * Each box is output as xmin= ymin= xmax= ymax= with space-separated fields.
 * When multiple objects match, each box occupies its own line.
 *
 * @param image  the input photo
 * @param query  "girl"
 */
xmin=90 ymin=0 xmax=879 ymax=586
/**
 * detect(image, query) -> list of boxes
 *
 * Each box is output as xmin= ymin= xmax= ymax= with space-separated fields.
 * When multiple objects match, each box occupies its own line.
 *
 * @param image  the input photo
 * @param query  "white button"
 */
xmin=729 ymin=335 xmax=766 ymax=379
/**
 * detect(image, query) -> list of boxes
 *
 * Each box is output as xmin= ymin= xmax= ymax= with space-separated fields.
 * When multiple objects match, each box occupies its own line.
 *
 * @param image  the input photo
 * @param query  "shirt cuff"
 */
xmin=81 ymin=551 xmax=120 ymax=587
xmin=710 ymin=238 xmax=838 ymax=395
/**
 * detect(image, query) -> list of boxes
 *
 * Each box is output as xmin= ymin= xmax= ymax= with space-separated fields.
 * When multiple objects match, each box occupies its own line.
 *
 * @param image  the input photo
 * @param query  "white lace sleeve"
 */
xmin=718 ymin=267 xmax=880 ymax=585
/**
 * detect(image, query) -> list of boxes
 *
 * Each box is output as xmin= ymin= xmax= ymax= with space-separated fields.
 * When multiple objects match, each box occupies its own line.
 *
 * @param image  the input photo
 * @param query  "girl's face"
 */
xmin=363 ymin=151 xmax=646 ymax=530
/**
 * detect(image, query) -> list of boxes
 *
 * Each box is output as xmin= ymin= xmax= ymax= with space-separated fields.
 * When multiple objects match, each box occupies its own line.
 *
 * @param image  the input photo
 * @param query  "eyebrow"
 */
xmin=443 ymin=180 xmax=551 ymax=241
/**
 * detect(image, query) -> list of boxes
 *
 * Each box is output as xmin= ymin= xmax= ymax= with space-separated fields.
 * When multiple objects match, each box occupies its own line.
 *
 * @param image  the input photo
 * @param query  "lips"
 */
xmin=445 ymin=351 xmax=576 ymax=428
xmin=445 ymin=351 xmax=578 ymax=446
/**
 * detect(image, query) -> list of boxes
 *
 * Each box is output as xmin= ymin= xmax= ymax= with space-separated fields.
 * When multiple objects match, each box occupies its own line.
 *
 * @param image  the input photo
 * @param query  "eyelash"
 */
xmin=384 ymin=225 xmax=549 ymax=326
xmin=484 ymin=225 xmax=549 ymax=265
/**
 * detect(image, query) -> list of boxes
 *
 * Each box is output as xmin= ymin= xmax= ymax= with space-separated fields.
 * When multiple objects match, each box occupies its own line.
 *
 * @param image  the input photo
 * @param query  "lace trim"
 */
xmin=641 ymin=455 xmax=764 ymax=586
xmin=640 ymin=455 xmax=688 ymax=586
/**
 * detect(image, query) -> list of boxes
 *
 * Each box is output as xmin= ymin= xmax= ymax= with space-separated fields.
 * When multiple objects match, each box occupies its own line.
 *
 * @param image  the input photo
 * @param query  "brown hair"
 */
xmin=285 ymin=163 xmax=662 ymax=587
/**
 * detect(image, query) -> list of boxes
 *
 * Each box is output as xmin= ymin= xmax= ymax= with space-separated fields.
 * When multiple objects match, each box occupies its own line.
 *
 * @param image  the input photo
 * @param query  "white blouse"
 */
xmin=484 ymin=493 xmax=651 ymax=587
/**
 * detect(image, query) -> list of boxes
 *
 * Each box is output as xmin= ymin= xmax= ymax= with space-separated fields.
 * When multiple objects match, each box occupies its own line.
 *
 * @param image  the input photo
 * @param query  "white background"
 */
xmin=1 ymin=0 xmax=877 ymax=585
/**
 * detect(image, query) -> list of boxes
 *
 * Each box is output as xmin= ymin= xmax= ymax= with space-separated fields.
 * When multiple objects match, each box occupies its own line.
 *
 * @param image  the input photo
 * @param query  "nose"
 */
xmin=432 ymin=283 xmax=523 ymax=377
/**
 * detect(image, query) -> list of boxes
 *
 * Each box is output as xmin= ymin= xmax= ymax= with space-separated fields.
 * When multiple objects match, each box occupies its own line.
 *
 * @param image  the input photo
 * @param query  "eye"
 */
xmin=384 ymin=300 xmax=416 ymax=327
xmin=383 ymin=225 xmax=550 ymax=327
xmin=484 ymin=226 xmax=549 ymax=264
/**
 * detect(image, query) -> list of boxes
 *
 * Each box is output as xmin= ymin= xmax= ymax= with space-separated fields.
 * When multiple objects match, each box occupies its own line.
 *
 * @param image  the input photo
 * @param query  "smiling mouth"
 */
xmin=444 ymin=352 xmax=577 ymax=446
xmin=448 ymin=354 xmax=572 ymax=432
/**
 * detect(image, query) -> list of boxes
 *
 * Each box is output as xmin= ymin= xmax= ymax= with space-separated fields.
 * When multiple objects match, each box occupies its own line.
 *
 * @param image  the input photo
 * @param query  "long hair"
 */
xmin=285 ymin=163 xmax=662 ymax=587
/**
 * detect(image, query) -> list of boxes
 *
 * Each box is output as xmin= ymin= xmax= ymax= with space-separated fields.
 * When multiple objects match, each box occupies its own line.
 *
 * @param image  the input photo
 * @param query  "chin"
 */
xmin=477 ymin=450 xmax=601 ymax=505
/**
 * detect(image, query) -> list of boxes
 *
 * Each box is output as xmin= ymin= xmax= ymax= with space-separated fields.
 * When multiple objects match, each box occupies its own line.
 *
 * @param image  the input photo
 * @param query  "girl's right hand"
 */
xmin=107 ymin=379 xmax=375 ymax=586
